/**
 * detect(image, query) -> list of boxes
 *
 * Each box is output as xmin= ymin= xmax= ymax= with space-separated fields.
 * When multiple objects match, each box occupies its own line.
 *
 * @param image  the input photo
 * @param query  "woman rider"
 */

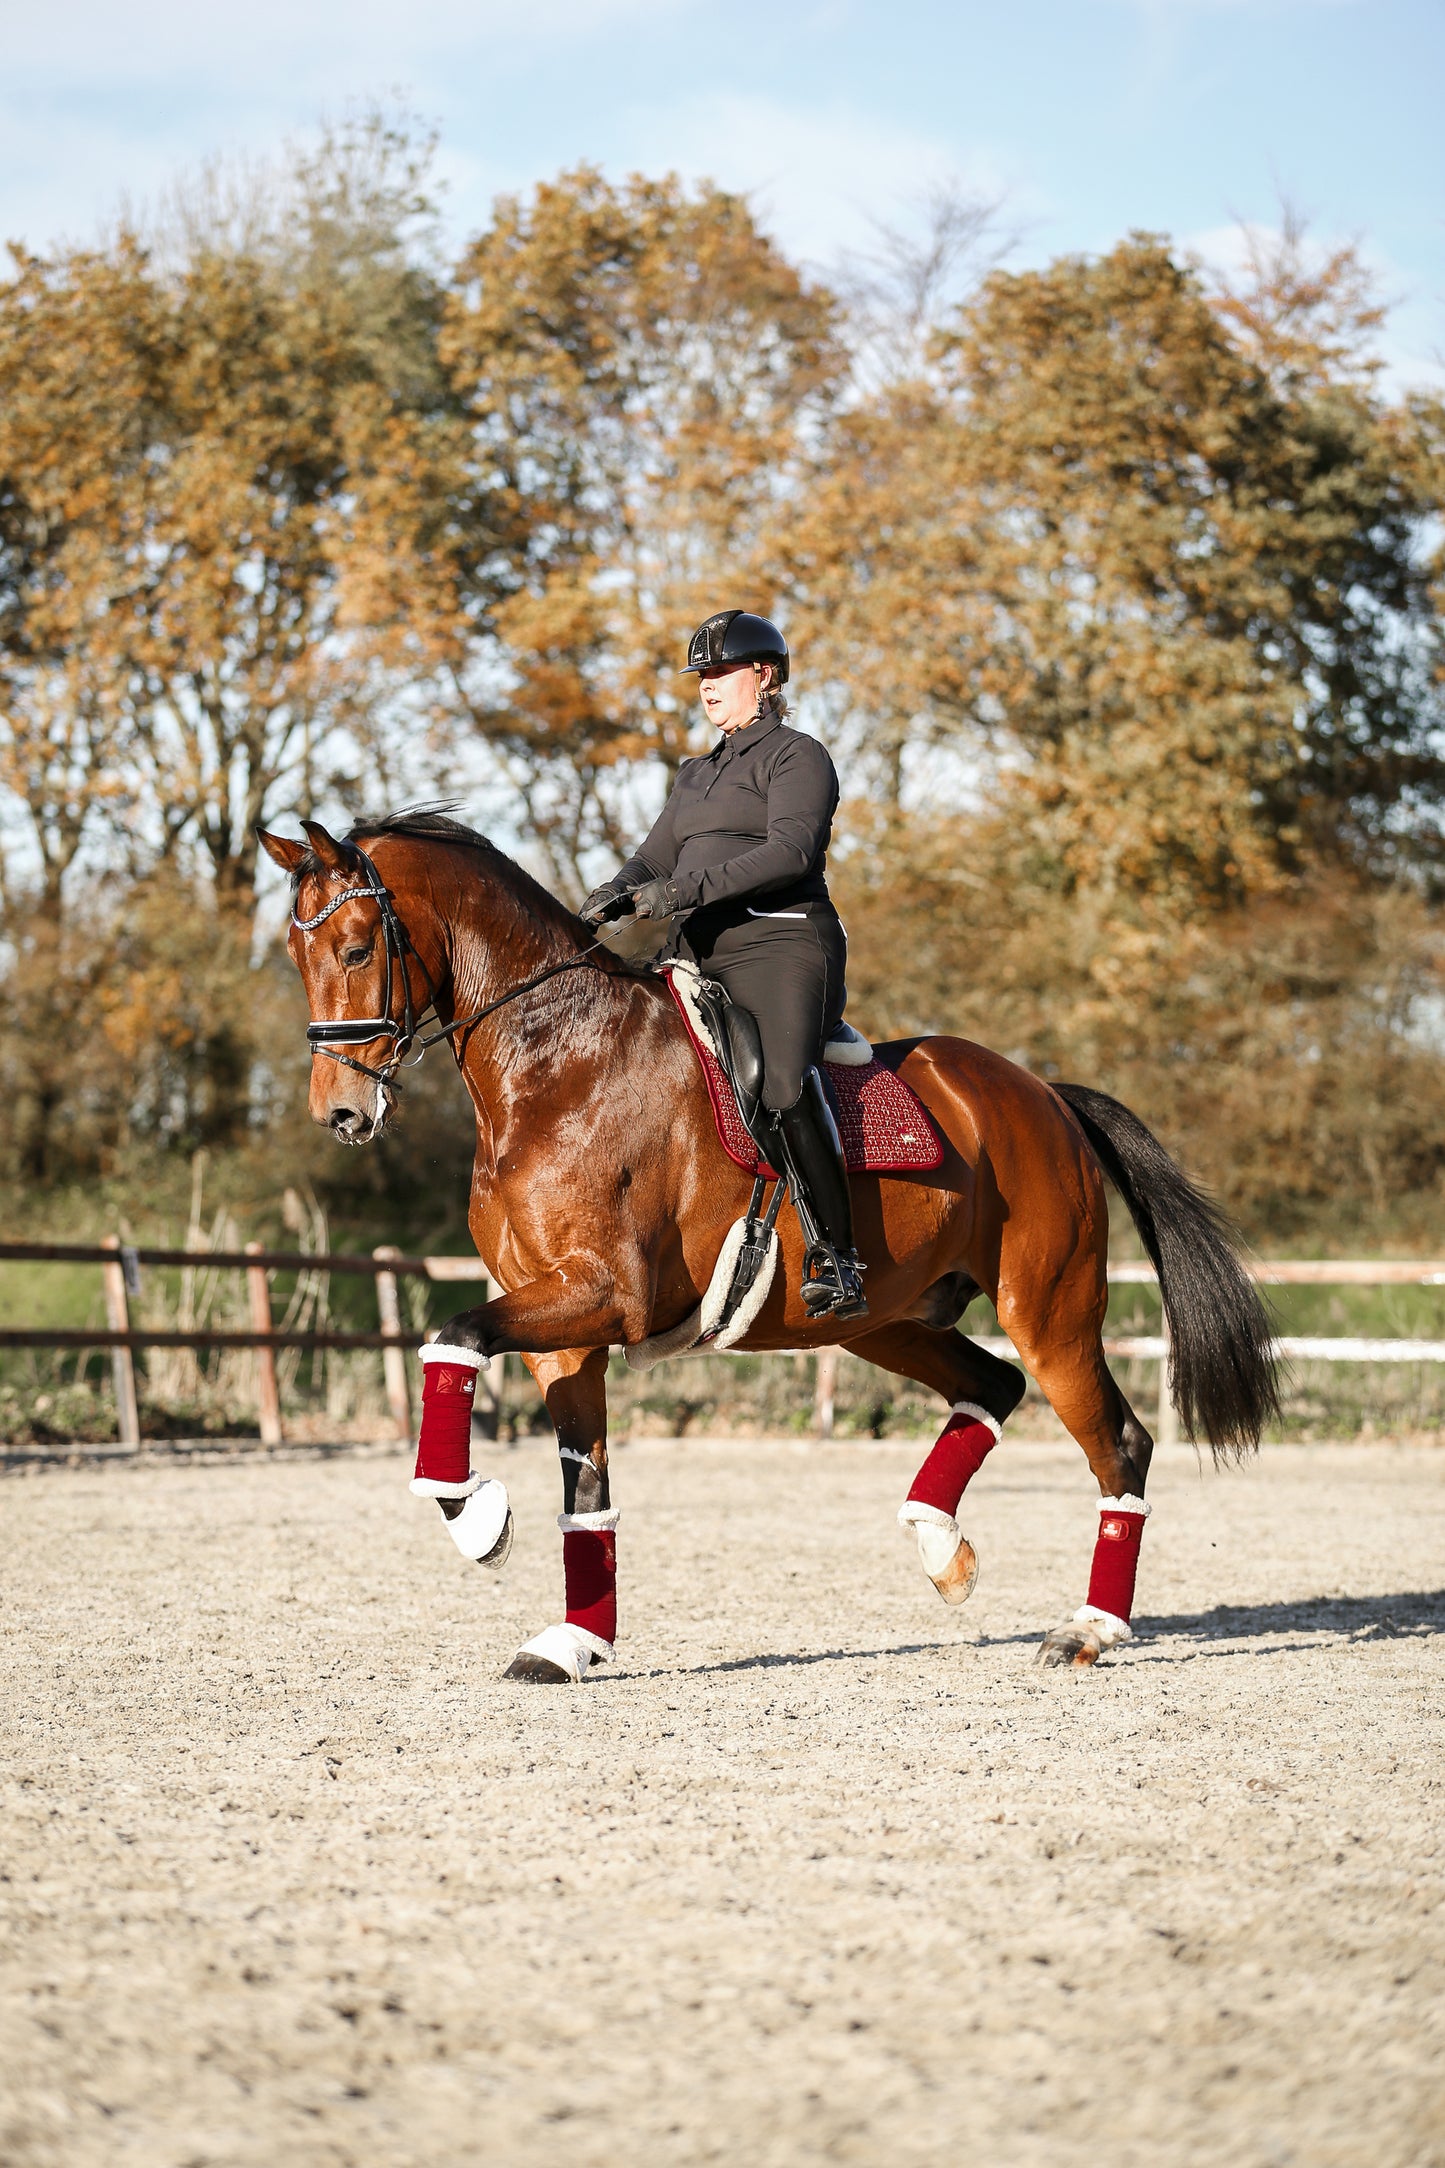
xmin=580 ymin=609 xmax=867 ymax=1321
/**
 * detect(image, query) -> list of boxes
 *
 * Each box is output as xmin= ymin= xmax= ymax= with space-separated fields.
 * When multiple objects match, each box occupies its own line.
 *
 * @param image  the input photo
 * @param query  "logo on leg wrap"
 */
xmin=1084 ymin=1494 xmax=1150 ymax=1626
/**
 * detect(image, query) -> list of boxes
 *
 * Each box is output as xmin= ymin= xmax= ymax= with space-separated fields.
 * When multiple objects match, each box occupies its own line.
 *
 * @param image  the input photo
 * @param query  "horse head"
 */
xmin=258 ymin=818 xmax=436 ymax=1144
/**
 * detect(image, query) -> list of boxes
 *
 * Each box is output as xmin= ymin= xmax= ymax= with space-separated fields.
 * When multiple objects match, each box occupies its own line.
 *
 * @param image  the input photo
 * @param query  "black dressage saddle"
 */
xmin=691 ymin=976 xmax=772 ymax=1154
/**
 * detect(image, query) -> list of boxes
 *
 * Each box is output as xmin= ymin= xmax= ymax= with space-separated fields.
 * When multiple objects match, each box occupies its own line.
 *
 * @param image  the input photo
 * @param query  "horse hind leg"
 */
xmin=845 ymin=1320 xmax=1026 ymax=1606
xmin=1005 ymin=1317 xmax=1156 ymax=1671
xmin=504 ymin=1347 xmax=617 ymax=1686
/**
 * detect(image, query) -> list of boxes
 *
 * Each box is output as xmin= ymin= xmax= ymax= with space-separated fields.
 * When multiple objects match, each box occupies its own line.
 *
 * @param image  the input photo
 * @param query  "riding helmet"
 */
xmin=682 ymin=609 xmax=790 ymax=685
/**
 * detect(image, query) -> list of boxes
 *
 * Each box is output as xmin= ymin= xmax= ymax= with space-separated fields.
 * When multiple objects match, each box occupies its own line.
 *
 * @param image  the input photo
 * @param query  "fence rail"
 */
xmin=0 ymin=1237 xmax=493 ymax=1450
xmin=5 ymin=1242 xmax=1445 ymax=1451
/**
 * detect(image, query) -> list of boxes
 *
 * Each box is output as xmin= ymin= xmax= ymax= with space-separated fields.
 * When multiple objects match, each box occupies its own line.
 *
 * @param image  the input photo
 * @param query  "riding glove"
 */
xmin=579 ymin=880 xmax=635 ymax=926
xmin=629 ymin=877 xmax=684 ymax=920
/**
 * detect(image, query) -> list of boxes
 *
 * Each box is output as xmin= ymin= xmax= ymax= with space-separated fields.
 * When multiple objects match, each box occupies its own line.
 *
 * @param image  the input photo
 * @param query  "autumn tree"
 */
xmin=440 ymin=167 xmax=840 ymax=890
xmin=803 ymin=231 xmax=1444 ymax=909
xmin=0 ymin=111 xmax=478 ymax=919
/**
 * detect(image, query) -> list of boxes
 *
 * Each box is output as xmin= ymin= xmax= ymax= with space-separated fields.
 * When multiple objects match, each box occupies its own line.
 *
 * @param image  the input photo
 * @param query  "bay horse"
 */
xmin=258 ymin=810 xmax=1278 ymax=1682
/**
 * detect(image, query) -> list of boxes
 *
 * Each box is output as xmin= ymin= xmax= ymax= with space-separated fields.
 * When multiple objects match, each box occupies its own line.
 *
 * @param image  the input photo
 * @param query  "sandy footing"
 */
xmin=2 ymin=1436 xmax=1442 ymax=2166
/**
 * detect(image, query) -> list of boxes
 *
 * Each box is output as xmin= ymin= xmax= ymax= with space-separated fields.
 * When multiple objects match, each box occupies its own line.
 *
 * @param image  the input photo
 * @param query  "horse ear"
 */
xmin=256 ymin=826 xmax=307 ymax=873
xmin=300 ymin=820 xmax=351 ymax=871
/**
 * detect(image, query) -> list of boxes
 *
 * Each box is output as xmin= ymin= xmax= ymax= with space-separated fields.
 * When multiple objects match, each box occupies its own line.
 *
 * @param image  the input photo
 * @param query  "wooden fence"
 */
xmin=0 ymin=1240 xmax=495 ymax=1449
xmin=6 ymin=1243 xmax=1445 ymax=1448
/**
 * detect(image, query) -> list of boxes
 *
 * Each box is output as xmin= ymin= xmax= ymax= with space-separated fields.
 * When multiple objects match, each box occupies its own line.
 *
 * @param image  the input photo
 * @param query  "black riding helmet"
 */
xmin=683 ymin=609 xmax=790 ymax=685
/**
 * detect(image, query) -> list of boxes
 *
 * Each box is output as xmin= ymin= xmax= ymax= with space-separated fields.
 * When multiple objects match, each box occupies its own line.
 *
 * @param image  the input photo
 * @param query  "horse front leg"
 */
xmin=502 ymin=1347 xmax=617 ymax=1686
xmin=407 ymin=1258 xmax=637 ymax=1585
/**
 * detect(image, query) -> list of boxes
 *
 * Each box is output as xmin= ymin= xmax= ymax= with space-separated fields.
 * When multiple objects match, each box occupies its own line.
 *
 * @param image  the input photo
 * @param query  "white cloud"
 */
xmin=620 ymin=89 xmax=1017 ymax=271
xmin=2 ymin=0 xmax=684 ymax=86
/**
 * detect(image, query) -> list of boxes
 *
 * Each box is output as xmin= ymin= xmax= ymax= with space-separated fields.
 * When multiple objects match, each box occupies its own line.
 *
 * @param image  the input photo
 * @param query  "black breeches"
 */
xmin=688 ymin=911 xmax=848 ymax=1112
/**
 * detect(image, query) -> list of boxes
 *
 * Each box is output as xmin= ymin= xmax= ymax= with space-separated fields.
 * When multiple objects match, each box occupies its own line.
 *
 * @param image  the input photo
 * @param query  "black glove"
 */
xmin=630 ymin=877 xmax=683 ymax=920
xmin=579 ymin=882 xmax=634 ymax=927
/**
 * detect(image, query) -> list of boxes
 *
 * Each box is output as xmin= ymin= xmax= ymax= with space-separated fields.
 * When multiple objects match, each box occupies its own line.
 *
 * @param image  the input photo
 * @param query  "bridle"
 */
xmin=293 ymin=843 xmax=610 ymax=1104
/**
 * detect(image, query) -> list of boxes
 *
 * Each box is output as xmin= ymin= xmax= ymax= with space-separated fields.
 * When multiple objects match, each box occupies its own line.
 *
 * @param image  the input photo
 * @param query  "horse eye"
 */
xmin=341 ymin=943 xmax=371 ymax=968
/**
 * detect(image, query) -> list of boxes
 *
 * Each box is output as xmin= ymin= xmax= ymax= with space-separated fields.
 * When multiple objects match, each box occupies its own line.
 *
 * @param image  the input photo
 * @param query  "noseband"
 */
xmin=293 ymin=844 xmax=608 ymax=1095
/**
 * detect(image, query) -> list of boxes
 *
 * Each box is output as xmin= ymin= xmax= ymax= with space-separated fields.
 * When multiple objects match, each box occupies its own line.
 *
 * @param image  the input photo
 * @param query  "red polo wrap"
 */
xmin=906 ymin=1410 xmax=997 ymax=1516
xmin=1086 ymin=1509 xmax=1148 ymax=1622
xmin=412 ymin=1360 xmax=477 ymax=1489
xmin=564 ymin=1530 xmax=617 ymax=1645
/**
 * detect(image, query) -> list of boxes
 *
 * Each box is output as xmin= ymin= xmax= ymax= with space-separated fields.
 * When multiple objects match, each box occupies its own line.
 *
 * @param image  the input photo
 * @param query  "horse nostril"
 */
xmin=330 ymin=1107 xmax=361 ymax=1135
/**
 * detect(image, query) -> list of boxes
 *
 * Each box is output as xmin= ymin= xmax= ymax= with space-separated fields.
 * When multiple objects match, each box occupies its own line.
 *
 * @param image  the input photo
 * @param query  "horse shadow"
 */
xmin=654 ymin=1591 xmax=1445 ymax=1678
xmin=1129 ymin=1588 xmax=1445 ymax=1655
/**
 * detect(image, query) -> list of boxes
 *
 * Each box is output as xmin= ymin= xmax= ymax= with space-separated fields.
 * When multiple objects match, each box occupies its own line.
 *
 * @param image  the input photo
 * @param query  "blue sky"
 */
xmin=2 ymin=0 xmax=1440 ymax=381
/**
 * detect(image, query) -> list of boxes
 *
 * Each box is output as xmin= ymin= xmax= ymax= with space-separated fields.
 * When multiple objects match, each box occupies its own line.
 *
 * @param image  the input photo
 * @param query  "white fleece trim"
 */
xmin=951 ymin=1400 xmax=1003 ymax=1442
xmin=897 ymin=1499 xmax=957 ymax=1532
xmin=1073 ymin=1604 xmax=1134 ymax=1646
xmin=419 ymin=1341 xmax=485 ymax=1371
xmin=823 ymin=1026 xmax=873 ymax=1065
xmin=624 ymin=1211 xmax=779 ymax=1371
xmin=668 ymin=960 xmax=718 ymax=1058
xmin=445 ymin=1479 xmax=511 ymax=1560
xmin=410 ymin=1470 xmax=484 ymax=1499
xmin=703 ymin=1215 xmax=779 ymax=1349
xmin=1098 ymin=1494 xmax=1151 ymax=1517
xmin=557 ymin=1507 xmax=621 ymax=1534
xmin=512 ymin=1622 xmax=613 ymax=1682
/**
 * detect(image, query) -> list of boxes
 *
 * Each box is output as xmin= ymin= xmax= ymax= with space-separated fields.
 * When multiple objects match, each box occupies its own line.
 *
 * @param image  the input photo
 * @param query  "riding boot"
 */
xmin=769 ymin=1069 xmax=869 ymax=1321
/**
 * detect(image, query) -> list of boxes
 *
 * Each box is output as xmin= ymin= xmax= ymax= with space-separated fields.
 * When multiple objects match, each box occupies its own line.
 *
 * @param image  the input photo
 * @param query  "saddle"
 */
xmin=667 ymin=966 xmax=943 ymax=1178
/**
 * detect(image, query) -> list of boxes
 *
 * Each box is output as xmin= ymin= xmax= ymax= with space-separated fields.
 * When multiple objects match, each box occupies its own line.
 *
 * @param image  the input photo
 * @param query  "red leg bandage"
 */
xmin=411 ymin=1342 xmax=481 ymax=1497
xmin=562 ymin=1518 xmax=618 ymax=1646
xmin=1083 ymin=1497 xmax=1150 ymax=1626
xmin=906 ymin=1402 xmax=1001 ymax=1516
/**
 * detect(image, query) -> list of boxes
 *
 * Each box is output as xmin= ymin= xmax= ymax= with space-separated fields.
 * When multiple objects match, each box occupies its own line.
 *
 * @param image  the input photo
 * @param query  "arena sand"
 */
xmin=1 ymin=1436 xmax=1442 ymax=2168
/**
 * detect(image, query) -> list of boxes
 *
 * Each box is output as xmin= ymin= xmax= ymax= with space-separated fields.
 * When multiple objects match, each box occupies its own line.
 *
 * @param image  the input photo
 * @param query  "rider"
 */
xmin=581 ymin=610 xmax=867 ymax=1321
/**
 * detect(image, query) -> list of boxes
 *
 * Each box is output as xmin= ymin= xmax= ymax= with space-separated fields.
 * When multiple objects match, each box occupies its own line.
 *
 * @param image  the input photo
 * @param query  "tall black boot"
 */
xmin=770 ymin=1070 xmax=868 ymax=1321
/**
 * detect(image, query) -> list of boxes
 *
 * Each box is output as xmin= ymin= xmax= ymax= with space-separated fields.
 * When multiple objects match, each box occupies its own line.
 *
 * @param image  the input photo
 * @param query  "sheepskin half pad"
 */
xmin=664 ymin=968 xmax=943 ymax=1176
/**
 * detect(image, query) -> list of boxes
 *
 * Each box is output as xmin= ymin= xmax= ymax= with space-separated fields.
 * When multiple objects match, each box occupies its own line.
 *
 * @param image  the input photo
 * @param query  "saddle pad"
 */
xmin=665 ymin=971 xmax=943 ymax=1176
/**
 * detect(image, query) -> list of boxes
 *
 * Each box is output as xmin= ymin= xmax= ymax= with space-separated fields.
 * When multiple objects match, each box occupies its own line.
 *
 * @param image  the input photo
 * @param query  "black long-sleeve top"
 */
xmin=614 ymin=710 xmax=839 ymax=915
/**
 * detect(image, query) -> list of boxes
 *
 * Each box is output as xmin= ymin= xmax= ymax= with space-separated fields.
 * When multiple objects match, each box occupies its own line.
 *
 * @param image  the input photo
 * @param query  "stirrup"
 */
xmin=801 ymin=1246 xmax=868 ymax=1321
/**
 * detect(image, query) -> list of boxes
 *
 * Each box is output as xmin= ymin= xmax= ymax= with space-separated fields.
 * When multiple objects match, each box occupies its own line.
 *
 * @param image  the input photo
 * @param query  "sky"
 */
xmin=1 ymin=0 xmax=1441 ymax=385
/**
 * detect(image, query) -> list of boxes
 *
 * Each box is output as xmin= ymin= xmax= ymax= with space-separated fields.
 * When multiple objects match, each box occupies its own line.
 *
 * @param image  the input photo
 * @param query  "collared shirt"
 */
xmin=616 ymin=711 xmax=839 ymax=915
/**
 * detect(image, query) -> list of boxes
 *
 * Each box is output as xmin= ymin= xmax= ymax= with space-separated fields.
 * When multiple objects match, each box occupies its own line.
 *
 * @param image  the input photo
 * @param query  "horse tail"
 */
xmin=1052 ymin=1082 xmax=1280 ymax=1457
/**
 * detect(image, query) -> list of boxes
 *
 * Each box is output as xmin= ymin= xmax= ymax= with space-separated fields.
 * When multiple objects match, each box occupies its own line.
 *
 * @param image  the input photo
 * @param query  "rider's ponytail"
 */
xmin=756 ymin=661 xmax=789 ymax=722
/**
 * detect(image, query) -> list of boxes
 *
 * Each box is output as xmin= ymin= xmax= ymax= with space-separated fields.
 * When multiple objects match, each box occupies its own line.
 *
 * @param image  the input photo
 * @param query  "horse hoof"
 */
xmin=476 ymin=1509 xmax=514 ymax=1571
xmin=1037 ymin=1622 xmax=1105 ymax=1670
xmin=901 ymin=1512 xmax=979 ymax=1606
xmin=503 ymin=1651 xmax=574 ymax=1684
xmin=930 ymin=1535 xmax=979 ymax=1606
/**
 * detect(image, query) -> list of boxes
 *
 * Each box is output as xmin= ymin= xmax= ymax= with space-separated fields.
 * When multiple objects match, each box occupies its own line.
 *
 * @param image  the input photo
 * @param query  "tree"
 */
xmin=0 ymin=112 xmax=478 ymax=918
xmin=800 ymin=233 xmax=1445 ymax=907
xmin=440 ymin=167 xmax=841 ymax=889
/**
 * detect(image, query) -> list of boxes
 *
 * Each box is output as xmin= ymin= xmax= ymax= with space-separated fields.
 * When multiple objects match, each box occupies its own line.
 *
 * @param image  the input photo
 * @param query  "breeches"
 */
xmin=688 ymin=910 xmax=848 ymax=1112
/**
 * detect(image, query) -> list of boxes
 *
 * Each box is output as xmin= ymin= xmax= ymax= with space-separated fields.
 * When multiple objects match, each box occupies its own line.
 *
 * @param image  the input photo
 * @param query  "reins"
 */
xmin=294 ymin=844 xmax=611 ymax=1094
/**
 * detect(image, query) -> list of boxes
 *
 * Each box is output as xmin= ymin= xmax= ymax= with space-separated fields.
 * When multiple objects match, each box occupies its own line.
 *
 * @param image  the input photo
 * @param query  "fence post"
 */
xmin=244 ymin=1241 xmax=284 ymax=1447
xmin=814 ymin=1346 xmax=838 ymax=1442
xmin=99 ymin=1236 xmax=141 ymax=1450
xmin=373 ymin=1247 xmax=413 ymax=1443
xmin=1156 ymin=1308 xmax=1179 ymax=1448
xmin=472 ymin=1278 xmax=505 ymax=1441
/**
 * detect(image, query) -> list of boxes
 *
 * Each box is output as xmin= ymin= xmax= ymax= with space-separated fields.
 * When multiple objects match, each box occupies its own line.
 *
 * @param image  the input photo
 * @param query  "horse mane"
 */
xmin=290 ymin=803 xmax=580 ymax=942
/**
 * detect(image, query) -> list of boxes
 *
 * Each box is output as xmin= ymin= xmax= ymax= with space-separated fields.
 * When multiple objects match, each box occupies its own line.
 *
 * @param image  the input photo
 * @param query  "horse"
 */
xmin=257 ymin=808 xmax=1278 ymax=1683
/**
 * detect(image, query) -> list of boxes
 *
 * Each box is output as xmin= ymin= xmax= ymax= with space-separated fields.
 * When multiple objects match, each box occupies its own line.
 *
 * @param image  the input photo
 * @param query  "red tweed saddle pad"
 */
xmin=665 ymin=972 xmax=943 ymax=1176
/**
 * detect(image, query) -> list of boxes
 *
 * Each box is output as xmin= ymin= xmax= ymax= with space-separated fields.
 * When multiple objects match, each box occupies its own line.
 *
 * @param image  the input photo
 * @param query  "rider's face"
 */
xmin=698 ymin=660 xmax=770 ymax=735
